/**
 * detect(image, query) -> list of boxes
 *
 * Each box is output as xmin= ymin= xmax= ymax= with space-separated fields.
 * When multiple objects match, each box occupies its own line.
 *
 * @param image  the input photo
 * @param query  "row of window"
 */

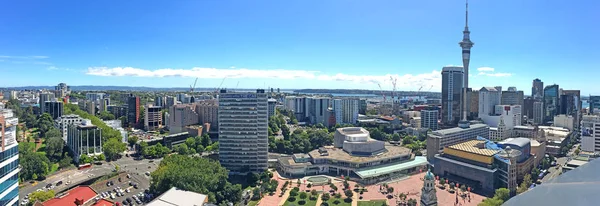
xmin=0 ymin=147 xmax=17 ymax=164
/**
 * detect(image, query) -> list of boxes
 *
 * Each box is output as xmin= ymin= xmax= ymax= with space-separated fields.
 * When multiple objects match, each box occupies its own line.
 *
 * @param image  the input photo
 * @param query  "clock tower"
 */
xmin=420 ymin=169 xmax=438 ymax=206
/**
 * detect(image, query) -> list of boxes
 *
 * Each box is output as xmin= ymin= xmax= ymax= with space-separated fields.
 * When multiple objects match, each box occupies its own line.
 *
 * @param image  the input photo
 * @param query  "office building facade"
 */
xmin=44 ymin=101 xmax=64 ymax=120
xmin=127 ymin=96 xmax=140 ymax=127
xmin=426 ymin=123 xmax=489 ymax=162
xmin=166 ymin=96 xmax=177 ymax=108
xmin=543 ymin=84 xmax=560 ymax=123
xmin=144 ymin=105 xmax=163 ymax=131
xmin=67 ymin=119 xmax=103 ymax=163
xmin=39 ymin=92 xmax=56 ymax=114
xmin=533 ymin=101 xmax=544 ymax=125
xmin=420 ymin=110 xmax=439 ymax=131
xmin=196 ymin=100 xmax=218 ymax=130
xmin=441 ymin=66 xmax=464 ymax=126
xmin=85 ymin=93 xmax=105 ymax=101
xmin=267 ymin=98 xmax=277 ymax=117
xmin=581 ymin=115 xmax=600 ymax=153
xmin=478 ymin=87 xmax=502 ymax=117
xmin=168 ymin=104 xmax=199 ymax=134
xmin=0 ymin=108 xmax=20 ymax=206
xmin=501 ymin=88 xmax=524 ymax=107
xmin=55 ymin=114 xmax=83 ymax=142
xmin=590 ymin=96 xmax=600 ymax=115
xmin=532 ymin=79 xmax=543 ymax=99
xmin=332 ymin=99 xmax=359 ymax=125
xmin=218 ymin=89 xmax=268 ymax=174
xmin=155 ymin=96 xmax=165 ymax=108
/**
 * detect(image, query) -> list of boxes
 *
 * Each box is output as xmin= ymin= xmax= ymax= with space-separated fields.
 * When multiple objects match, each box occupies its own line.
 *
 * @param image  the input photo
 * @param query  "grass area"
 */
xmin=247 ymin=200 xmax=259 ymax=206
xmin=283 ymin=196 xmax=318 ymax=206
xmin=357 ymin=200 xmax=387 ymax=206
xmin=324 ymin=198 xmax=352 ymax=206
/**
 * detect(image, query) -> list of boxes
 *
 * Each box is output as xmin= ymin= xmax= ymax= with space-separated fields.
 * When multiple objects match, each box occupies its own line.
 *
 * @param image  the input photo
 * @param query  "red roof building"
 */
xmin=93 ymin=199 xmax=114 ymax=206
xmin=43 ymin=186 xmax=97 ymax=206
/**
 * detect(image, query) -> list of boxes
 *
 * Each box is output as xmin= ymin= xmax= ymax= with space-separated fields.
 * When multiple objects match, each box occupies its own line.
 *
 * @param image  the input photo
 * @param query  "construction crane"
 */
xmin=214 ymin=77 xmax=227 ymax=96
xmin=428 ymin=85 xmax=433 ymax=92
xmin=378 ymin=83 xmax=386 ymax=102
xmin=189 ymin=78 xmax=198 ymax=93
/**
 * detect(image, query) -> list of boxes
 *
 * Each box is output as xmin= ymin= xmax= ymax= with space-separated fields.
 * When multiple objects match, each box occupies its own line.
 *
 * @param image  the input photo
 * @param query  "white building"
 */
xmin=218 ymin=89 xmax=268 ymax=174
xmin=55 ymin=114 xmax=83 ymax=142
xmin=268 ymin=98 xmax=277 ymax=117
xmin=554 ymin=114 xmax=575 ymax=131
xmin=478 ymin=86 xmax=502 ymax=117
xmin=581 ymin=115 xmax=600 ymax=153
xmin=332 ymin=99 xmax=359 ymax=125
xmin=489 ymin=117 xmax=509 ymax=141
xmin=410 ymin=117 xmax=422 ymax=129
xmin=0 ymin=107 xmax=21 ymax=206
xmin=480 ymin=105 xmax=522 ymax=132
xmin=85 ymin=93 xmax=105 ymax=101
xmin=420 ymin=110 xmax=439 ymax=131
xmin=67 ymin=119 xmax=103 ymax=163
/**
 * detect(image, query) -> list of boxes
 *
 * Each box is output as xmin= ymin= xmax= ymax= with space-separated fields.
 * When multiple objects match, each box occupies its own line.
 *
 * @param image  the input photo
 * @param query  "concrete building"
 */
xmin=107 ymin=105 xmax=127 ymax=119
xmin=513 ymin=125 xmax=536 ymax=139
xmin=67 ymin=119 xmax=103 ymax=163
xmin=359 ymin=99 xmax=367 ymax=115
xmin=144 ymin=105 xmax=163 ymax=131
xmin=539 ymin=126 xmax=570 ymax=155
xmin=278 ymin=127 xmax=427 ymax=185
xmin=166 ymin=96 xmax=177 ymax=108
xmin=85 ymin=93 xmax=105 ymax=101
xmin=332 ymin=99 xmax=359 ymax=125
xmin=489 ymin=117 xmax=509 ymax=141
xmin=306 ymin=97 xmax=331 ymax=125
xmin=590 ymin=96 xmax=600 ymax=115
xmin=54 ymin=83 xmax=70 ymax=98
xmin=420 ymin=170 xmax=438 ymax=206
xmin=43 ymin=101 xmax=64 ymax=120
xmin=0 ymin=108 xmax=21 ymax=206
xmin=39 ymin=92 xmax=56 ymax=114
xmin=127 ymin=96 xmax=140 ymax=127
xmin=154 ymin=96 xmax=165 ymax=108
xmin=97 ymin=98 xmax=110 ymax=112
xmin=533 ymin=101 xmax=544 ymax=125
xmin=55 ymin=114 xmax=83 ymax=142
xmin=469 ymin=89 xmax=479 ymax=120
xmin=410 ymin=117 xmax=422 ymax=129
xmin=581 ymin=115 xmax=600 ymax=153
xmin=196 ymin=100 xmax=218 ymax=130
xmin=554 ymin=114 xmax=575 ymax=131
xmin=497 ymin=138 xmax=535 ymax=182
xmin=441 ymin=66 xmax=464 ymax=126
xmin=426 ymin=123 xmax=489 ymax=162
xmin=560 ymin=90 xmax=581 ymax=129
xmin=530 ymin=139 xmax=546 ymax=168
xmin=480 ymin=105 xmax=522 ymax=139
xmin=532 ymin=79 xmax=544 ymax=99
xmin=523 ymin=97 xmax=535 ymax=122
xmin=433 ymin=138 xmax=521 ymax=196
xmin=85 ymin=101 xmax=95 ymax=115
xmin=218 ymin=89 xmax=268 ymax=174
xmin=267 ymin=98 xmax=277 ymax=117
xmin=478 ymin=86 xmax=502 ymax=117
xmin=543 ymin=84 xmax=560 ymax=123
xmin=104 ymin=120 xmax=128 ymax=143
xmin=168 ymin=104 xmax=199 ymax=134
xmin=501 ymin=87 xmax=524 ymax=107
xmin=420 ymin=110 xmax=439 ymax=131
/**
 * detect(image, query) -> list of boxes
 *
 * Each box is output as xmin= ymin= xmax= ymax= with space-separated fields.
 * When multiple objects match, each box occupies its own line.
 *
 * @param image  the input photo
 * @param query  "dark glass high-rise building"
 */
xmin=441 ymin=66 xmax=464 ymax=126
xmin=532 ymin=79 xmax=544 ymax=99
xmin=543 ymin=84 xmax=559 ymax=123
xmin=127 ymin=95 xmax=140 ymax=127
xmin=590 ymin=96 xmax=600 ymax=114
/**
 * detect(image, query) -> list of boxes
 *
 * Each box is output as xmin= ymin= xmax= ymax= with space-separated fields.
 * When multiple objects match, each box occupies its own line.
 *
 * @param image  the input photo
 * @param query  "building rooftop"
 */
xmin=278 ymin=156 xmax=312 ymax=167
xmin=503 ymin=158 xmax=600 ymax=206
xmin=93 ymin=199 xmax=115 ymax=206
xmin=43 ymin=186 xmax=97 ymax=206
xmin=513 ymin=125 xmax=535 ymax=130
xmin=431 ymin=124 xmax=488 ymax=136
xmin=309 ymin=144 xmax=411 ymax=163
xmin=355 ymin=156 xmax=427 ymax=179
xmin=566 ymin=159 xmax=589 ymax=167
xmin=498 ymin=138 xmax=531 ymax=148
xmin=146 ymin=187 xmax=208 ymax=206
xmin=530 ymin=139 xmax=541 ymax=147
xmin=447 ymin=140 xmax=499 ymax=157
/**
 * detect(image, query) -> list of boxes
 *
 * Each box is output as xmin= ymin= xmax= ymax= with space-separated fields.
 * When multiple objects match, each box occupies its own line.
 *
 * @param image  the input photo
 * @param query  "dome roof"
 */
xmin=424 ymin=169 xmax=434 ymax=180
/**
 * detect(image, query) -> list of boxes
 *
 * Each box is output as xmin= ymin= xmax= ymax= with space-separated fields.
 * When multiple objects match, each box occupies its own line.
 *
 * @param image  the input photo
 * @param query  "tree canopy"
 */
xmin=150 ymin=154 xmax=242 ymax=204
xmin=45 ymin=136 xmax=65 ymax=161
xmin=103 ymin=138 xmax=127 ymax=161
xmin=29 ymin=190 xmax=56 ymax=203
xmin=97 ymin=111 xmax=115 ymax=120
xmin=64 ymin=104 xmax=122 ymax=141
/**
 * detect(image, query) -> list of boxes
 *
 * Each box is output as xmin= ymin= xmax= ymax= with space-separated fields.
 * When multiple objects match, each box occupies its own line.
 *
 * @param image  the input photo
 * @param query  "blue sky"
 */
xmin=0 ymin=0 xmax=599 ymax=95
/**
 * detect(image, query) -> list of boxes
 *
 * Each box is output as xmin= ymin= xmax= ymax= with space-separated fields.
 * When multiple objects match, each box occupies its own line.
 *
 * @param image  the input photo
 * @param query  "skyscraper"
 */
xmin=459 ymin=0 xmax=474 ymax=122
xmin=218 ymin=89 xmax=268 ymax=174
xmin=127 ymin=95 xmax=140 ymax=127
xmin=420 ymin=110 xmax=439 ymax=131
xmin=590 ymin=96 xmax=600 ymax=115
xmin=532 ymin=79 xmax=544 ymax=99
xmin=543 ymin=84 xmax=560 ymax=123
xmin=39 ymin=92 xmax=55 ymax=114
xmin=0 ymin=107 xmax=20 ymax=206
xmin=441 ymin=66 xmax=464 ymax=126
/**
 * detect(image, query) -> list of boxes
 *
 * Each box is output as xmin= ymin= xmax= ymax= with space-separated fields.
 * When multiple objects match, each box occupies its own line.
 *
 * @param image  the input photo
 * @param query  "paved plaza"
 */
xmin=259 ymin=171 xmax=485 ymax=206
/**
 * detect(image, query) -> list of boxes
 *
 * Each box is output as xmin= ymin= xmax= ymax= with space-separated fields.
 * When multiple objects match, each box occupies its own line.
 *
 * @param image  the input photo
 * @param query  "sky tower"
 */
xmin=459 ymin=0 xmax=474 ymax=125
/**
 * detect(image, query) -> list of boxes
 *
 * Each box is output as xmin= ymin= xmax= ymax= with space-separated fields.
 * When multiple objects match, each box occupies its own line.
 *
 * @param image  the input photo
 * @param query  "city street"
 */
xmin=19 ymin=155 xmax=162 ymax=204
xmin=542 ymin=143 xmax=579 ymax=182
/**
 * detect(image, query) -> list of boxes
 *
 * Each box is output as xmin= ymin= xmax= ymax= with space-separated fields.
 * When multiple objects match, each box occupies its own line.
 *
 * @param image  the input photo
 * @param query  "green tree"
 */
xmin=575 ymin=148 xmax=581 ymax=155
xmin=20 ymin=152 xmax=51 ymax=181
xmin=150 ymin=154 xmax=242 ymax=204
xmin=175 ymin=144 xmax=191 ymax=155
xmin=37 ymin=113 xmax=56 ymax=138
xmin=44 ymin=128 xmax=62 ymax=139
xmin=246 ymin=172 xmax=260 ymax=187
xmin=478 ymin=197 xmax=504 ymax=206
xmin=29 ymin=190 xmax=56 ymax=203
xmin=299 ymin=192 xmax=308 ymax=200
xmin=79 ymin=154 xmax=93 ymax=164
xmin=128 ymin=136 xmax=139 ymax=147
xmin=494 ymin=188 xmax=510 ymax=202
xmin=407 ymin=198 xmax=418 ymax=206
xmin=200 ymin=134 xmax=212 ymax=147
xmin=392 ymin=133 xmax=401 ymax=142
xmin=344 ymin=189 xmax=353 ymax=199
xmin=98 ymin=111 xmax=115 ymax=120
xmin=103 ymin=138 xmax=127 ymax=161
xmin=45 ymin=136 xmax=64 ymax=161
xmin=185 ymin=137 xmax=196 ymax=149
xmin=58 ymin=153 xmax=73 ymax=169
xmin=321 ymin=192 xmax=330 ymax=201
xmin=517 ymin=174 xmax=533 ymax=194
xmin=281 ymin=124 xmax=291 ymax=140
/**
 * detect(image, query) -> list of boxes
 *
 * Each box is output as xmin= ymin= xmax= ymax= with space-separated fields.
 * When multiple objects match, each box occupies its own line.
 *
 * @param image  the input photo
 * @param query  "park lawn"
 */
xmin=283 ymin=196 xmax=318 ymax=206
xmin=325 ymin=197 xmax=352 ymax=206
xmin=357 ymin=200 xmax=387 ymax=206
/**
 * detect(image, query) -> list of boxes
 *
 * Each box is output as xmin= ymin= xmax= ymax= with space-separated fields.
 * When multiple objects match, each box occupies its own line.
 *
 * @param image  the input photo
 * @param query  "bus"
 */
xmin=78 ymin=163 xmax=92 ymax=170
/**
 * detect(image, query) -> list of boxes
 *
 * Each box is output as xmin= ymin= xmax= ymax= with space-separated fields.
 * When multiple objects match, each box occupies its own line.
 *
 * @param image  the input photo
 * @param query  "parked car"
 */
xmin=56 ymin=181 xmax=63 ymax=186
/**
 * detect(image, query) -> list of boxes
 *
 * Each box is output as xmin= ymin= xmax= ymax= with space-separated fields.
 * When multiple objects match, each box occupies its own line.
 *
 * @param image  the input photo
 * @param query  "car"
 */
xmin=122 ymin=200 xmax=129 ymax=205
xmin=148 ymin=160 xmax=154 ymax=163
xmin=129 ymin=181 xmax=133 ymax=186
xmin=46 ymin=184 xmax=52 ymax=188
xmin=126 ymin=188 xmax=131 ymax=193
xmin=110 ymin=193 xmax=116 ymax=199
xmin=145 ymin=171 xmax=150 ymax=176
xmin=133 ymin=184 xmax=139 ymax=189
xmin=56 ymin=181 xmax=63 ymax=186
xmin=119 ymin=177 xmax=122 ymax=182
xmin=127 ymin=174 xmax=131 ymax=179
xmin=36 ymin=189 xmax=42 ymax=192
xmin=126 ymin=197 xmax=133 ymax=204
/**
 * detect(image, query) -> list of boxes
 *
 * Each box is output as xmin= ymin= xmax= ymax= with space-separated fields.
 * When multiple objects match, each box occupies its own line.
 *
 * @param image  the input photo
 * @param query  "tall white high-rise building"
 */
xmin=581 ymin=115 xmax=600 ymax=153
xmin=332 ymin=99 xmax=359 ymax=125
xmin=218 ymin=89 xmax=268 ymax=174
xmin=421 ymin=110 xmax=439 ymax=131
xmin=478 ymin=86 xmax=502 ymax=117
xmin=0 ymin=107 xmax=21 ymax=206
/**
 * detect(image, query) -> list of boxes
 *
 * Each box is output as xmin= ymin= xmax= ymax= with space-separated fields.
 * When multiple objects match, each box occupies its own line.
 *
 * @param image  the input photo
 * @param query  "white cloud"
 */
xmin=86 ymin=67 xmax=442 ymax=91
xmin=477 ymin=67 xmax=495 ymax=72
xmin=0 ymin=55 xmax=49 ymax=59
xmin=47 ymin=66 xmax=58 ymax=70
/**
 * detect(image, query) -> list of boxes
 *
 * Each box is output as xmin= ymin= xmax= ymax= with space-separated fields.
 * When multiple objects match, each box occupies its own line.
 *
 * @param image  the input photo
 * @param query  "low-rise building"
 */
xmin=530 ymin=139 xmax=546 ymax=168
xmin=67 ymin=119 xmax=103 ymax=163
xmin=426 ymin=124 xmax=489 ymax=162
xmin=554 ymin=114 xmax=575 ymax=131
xmin=497 ymin=138 xmax=535 ymax=182
xmin=562 ymin=159 xmax=589 ymax=173
xmin=277 ymin=127 xmax=427 ymax=185
xmin=538 ymin=126 xmax=571 ymax=155
xmin=146 ymin=187 xmax=209 ymax=206
xmin=513 ymin=125 xmax=536 ymax=139
xmin=581 ymin=115 xmax=600 ymax=153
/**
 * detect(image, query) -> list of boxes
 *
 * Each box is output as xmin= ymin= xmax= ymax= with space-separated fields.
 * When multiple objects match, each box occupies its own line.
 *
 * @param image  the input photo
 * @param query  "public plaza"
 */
xmin=258 ymin=170 xmax=485 ymax=206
